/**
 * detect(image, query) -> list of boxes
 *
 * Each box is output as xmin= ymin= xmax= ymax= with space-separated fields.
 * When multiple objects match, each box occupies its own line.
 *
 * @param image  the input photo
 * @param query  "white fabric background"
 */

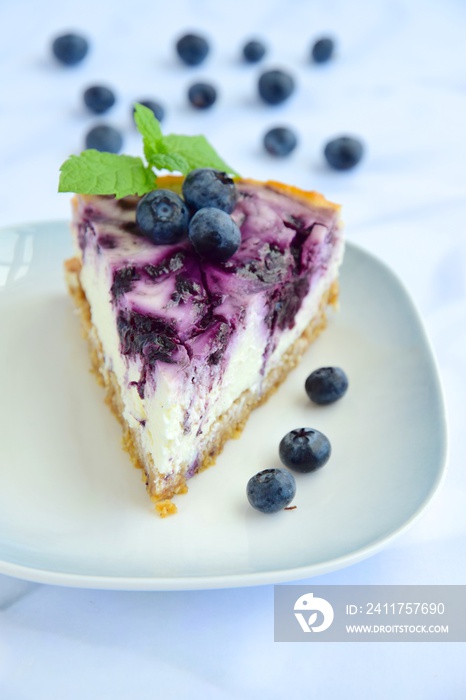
xmin=1 ymin=0 xmax=466 ymax=697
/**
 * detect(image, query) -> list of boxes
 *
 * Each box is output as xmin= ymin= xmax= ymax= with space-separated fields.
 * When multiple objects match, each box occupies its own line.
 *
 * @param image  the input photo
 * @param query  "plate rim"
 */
xmin=0 ymin=220 xmax=449 ymax=590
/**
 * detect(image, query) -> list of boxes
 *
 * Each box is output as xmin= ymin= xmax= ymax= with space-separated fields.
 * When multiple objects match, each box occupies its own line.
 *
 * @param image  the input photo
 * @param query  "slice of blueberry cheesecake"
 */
xmin=64 ymin=173 xmax=343 ymax=515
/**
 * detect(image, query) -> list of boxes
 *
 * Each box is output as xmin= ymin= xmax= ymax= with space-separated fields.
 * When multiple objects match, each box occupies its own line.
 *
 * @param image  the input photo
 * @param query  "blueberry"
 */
xmin=133 ymin=100 xmax=165 ymax=124
xmin=258 ymin=69 xmax=295 ymax=105
xmin=188 ymin=82 xmax=217 ymax=109
xmin=136 ymin=190 xmax=189 ymax=245
xmin=182 ymin=169 xmax=238 ymax=214
xmin=176 ymin=33 xmax=210 ymax=66
xmin=85 ymin=125 xmax=123 ymax=153
xmin=83 ymin=86 xmax=116 ymax=114
xmin=243 ymin=39 xmax=267 ymax=63
xmin=52 ymin=32 xmax=89 ymax=66
xmin=247 ymin=468 xmax=296 ymax=513
xmin=305 ymin=367 xmax=349 ymax=405
xmin=279 ymin=428 xmax=331 ymax=473
xmin=263 ymin=127 xmax=298 ymax=157
xmin=311 ymin=37 xmax=335 ymax=63
xmin=188 ymin=208 xmax=241 ymax=262
xmin=324 ymin=136 xmax=364 ymax=171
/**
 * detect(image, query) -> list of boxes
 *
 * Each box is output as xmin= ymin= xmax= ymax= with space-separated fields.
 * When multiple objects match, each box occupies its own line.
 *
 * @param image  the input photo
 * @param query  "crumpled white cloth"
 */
xmin=1 ymin=0 xmax=466 ymax=698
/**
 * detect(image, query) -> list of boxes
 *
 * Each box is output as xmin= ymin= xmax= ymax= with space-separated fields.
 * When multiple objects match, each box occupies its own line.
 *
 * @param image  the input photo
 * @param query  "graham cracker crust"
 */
xmin=64 ymin=256 xmax=339 ymax=516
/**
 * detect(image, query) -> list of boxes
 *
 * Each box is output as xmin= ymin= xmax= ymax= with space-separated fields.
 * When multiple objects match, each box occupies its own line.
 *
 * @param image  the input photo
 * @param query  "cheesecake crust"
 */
xmin=64 ymin=257 xmax=338 ymax=515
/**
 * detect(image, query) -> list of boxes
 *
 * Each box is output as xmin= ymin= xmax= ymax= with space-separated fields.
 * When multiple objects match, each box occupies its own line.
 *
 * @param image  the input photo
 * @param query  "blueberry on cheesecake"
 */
xmin=59 ymin=105 xmax=344 ymax=516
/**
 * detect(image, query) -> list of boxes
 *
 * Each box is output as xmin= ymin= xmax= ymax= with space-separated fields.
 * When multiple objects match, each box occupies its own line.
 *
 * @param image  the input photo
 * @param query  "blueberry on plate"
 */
xmin=176 ymin=33 xmax=210 ymax=66
xmin=279 ymin=428 xmax=331 ymax=473
xmin=182 ymin=168 xmax=238 ymax=214
xmin=258 ymin=69 xmax=295 ymax=105
xmin=85 ymin=125 xmax=123 ymax=153
xmin=52 ymin=32 xmax=89 ymax=65
xmin=263 ymin=126 xmax=298 ymax=157
xmin=324 ymin=136 xmax=364 ymax=170
xmin=133 ymin=99 xmax=165 ymax=124
xmin=242 ymin=39 xmax=267 ymax=63
xmin=83 ymin=85 xmax=116 ymax=114
xmin=305 ymin=367 xmax=349 ymax=405
xmin=247 ymin=468 xmax=296 ymax=513
xmin=311 ymin=37 xmax=335 ymax=63
xmin=188 ymin=208 xmax=241 ymax=262
xmin=136 ymin=190 xmax=189 ymax=245
xmin=188 ymin=82 xmax=217 ymax=109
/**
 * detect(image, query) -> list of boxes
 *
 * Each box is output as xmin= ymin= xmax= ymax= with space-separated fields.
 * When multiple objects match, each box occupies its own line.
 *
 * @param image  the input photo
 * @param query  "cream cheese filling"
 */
xmin=77 ymin=234 xmax=343 ymax=482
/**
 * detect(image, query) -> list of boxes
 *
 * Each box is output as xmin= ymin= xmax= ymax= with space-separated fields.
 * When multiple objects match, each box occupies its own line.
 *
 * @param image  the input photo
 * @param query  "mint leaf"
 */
xmin=149 ymin=152 xmax=191 ymax=175
xmin=132 ymin=104 xmax=239 ymax=176
xmin=133 ymin=103 xmax=164 ymax=166
xmin=59 ymin=151 xmax=155 ymax=199
xmin=133 ymin=103 xmax=163 ymax=142
xmin=163 ymin=134 xmax=239 ymax=176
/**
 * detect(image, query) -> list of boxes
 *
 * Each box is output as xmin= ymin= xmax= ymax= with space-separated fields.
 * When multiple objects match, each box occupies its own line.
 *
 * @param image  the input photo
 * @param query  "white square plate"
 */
xmin=0 ymin=221 xmax=447 ymax=589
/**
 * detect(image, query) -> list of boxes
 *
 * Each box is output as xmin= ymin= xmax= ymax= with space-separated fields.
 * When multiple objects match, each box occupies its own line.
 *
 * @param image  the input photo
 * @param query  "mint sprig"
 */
xmin=58 ymin=103 xmax=239 ymax=198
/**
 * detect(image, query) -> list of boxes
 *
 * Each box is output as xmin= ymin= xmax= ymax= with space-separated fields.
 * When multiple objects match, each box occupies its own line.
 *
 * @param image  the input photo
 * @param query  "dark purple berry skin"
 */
xmin=133 ymin=100 xmax=165 ymax=124
xmin=279 ymin=428 xmax=331 ymax=473
xmin=263 ymin=127 xmax=298 ymax=157
xmin=136 ymin=190 xmax=189 ymax=245
xmin=188 ymin=208 xmax=241 ymax=262
xmin=324 ymin=136 xmax=364 ymax=171
xmin=52 ymin=32 xmax=89 ymax=65
xmin=182 ymin=168 xmax=238 ymax=214
xmin=188 ymin=82 xmax=217 ymax=109
xmin=117 ymin=310 xmax=177 ymax=361
xmin=247 ymin=468 xmax=296 ymax=513
xmin=305 ymin=367 xmax=349 ymax=405
xmin=83 ymin=86 xmax=116 ymax=114
xmin=311 ymin=37 xmax=335 ymax=63
xmin=258 ymin=69 xmax=295 ymax=105
xmin=176 ymin=33 xmax=210 ymax=66
xmin=243 ymin=39 xmax=267 ymax=63
xmin=85 ymin=125 xmax=123 ymax=153
xmin=111 ymin=267 xmax=141 ymax=299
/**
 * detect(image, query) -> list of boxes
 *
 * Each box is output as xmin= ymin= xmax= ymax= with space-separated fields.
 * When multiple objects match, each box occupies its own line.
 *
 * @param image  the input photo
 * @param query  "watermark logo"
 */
xmin=294 ymin=592 xmax=334 ymax=633
xmin=275 ymin=585 xmax=463 ymax=642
